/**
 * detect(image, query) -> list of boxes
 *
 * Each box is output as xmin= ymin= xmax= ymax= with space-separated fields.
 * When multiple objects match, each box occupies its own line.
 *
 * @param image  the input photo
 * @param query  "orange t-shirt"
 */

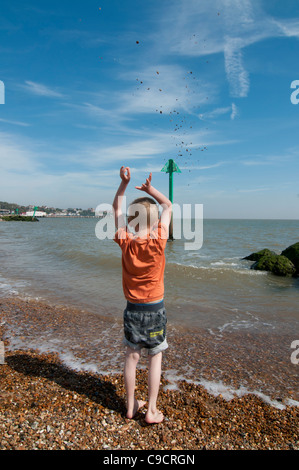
xmin=114 ymin=222 xmax=168 ymax=303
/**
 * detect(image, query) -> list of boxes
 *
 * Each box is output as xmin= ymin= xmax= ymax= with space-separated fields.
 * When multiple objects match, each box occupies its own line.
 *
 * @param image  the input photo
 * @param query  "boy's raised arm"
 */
xmin=135 ymin=172 xmax=172 ymax=227
xmin=113 ymin=166 xmax=130 ymax=230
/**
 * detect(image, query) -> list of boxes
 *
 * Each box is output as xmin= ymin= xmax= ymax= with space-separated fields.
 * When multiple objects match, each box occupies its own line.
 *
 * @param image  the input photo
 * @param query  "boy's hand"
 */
xmin=135 ymin=172 xmax=152 ymax=192
xmin=120 ymin=166 xmax=130 ymax=184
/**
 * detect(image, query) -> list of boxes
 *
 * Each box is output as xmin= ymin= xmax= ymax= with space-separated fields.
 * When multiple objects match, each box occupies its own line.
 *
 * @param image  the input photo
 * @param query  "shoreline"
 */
xmin=1 ymin=296 xmax=298 ymax=450
xmin=1 ymin=295 xmax=298 ymax=402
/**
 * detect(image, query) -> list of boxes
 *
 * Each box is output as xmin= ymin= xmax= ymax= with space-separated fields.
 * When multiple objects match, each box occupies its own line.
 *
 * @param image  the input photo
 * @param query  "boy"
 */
xmin=113 ymin=166 xmax=172 ymax=424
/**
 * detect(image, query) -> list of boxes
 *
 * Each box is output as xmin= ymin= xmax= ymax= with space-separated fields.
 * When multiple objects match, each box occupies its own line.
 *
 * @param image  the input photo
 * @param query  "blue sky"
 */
xmin=0 ymin=0 xmax=299 ymax=218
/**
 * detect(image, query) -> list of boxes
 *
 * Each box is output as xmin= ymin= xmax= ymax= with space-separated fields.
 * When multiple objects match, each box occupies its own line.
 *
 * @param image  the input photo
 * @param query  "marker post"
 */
xmin=161 ymin=159 xmax=181 ymax=240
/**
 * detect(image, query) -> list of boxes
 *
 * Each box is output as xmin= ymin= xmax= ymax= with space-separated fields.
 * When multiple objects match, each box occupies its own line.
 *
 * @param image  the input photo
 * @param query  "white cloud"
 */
xmin=199 ymin=103 xmax=238 ymax=120
xmin=155 ymin=0 xmax=299 ymax=99
xmin=224 ymin=40 xmax=250 ymax=98
xmin=71 ymin=132 xmax=179 ymax=169
xmin=0 ymin=118 xmax=30 ymax=127
xmin=118 ymin=65 xmax=211 ymax=115
xmin=242 ymin=160 xmax=273 ymax=166
xmin=238 ymin=187 xmax=270 ymax=193
xmin=0 ymin=132 xmax=115 ymax=206
xmin=0 ymin=131 xmax=39 ymax=171
xmin=197 ymin=162 xmax=228 ymax=170
xmin=275 ymin=18 xmax=299 ymax=38
xmin=231 ymin=103 xmax=238 ymax=120
xmin=199 ymin=106 xmax=232 ymax=120
xmin=22 ymin=81 xmax=65 ymax=98
xmin=241 ymin=150 xmax=299 ymax=167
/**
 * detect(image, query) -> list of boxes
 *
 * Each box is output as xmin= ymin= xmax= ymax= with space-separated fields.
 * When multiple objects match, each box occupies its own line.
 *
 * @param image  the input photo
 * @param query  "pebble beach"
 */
xmin=1 ymin=297 xmax=298 ymax=451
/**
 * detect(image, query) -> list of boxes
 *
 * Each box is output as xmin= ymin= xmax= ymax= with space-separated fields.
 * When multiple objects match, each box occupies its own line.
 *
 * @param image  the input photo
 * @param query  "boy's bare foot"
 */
xmin=145 ymin=409 xmax=164 ymax=424
xmin=126 ymin=399 xmax=146 ymax=419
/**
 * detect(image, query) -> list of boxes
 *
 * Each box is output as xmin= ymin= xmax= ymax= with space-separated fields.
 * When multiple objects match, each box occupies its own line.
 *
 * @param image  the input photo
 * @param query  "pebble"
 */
xmin=0 ymin=297 xmax=298 ymax=450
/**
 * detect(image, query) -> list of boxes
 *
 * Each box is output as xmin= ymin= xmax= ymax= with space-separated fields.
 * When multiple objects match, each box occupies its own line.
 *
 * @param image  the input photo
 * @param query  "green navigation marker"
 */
xmin=161 ymin=159 xmax=181 ymax=240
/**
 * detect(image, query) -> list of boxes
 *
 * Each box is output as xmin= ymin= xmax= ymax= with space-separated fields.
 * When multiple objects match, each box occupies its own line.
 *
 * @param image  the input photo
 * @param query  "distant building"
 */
xmin=26 ymin=211 xmax=47 ymax=217
xmin=0 ymin=209 xmax=10 ymax=215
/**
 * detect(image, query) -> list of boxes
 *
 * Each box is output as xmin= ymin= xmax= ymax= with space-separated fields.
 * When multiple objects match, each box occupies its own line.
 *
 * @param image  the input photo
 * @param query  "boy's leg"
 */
xmin=145 ymin=351 xmax=164 ymax=424
xmin=124 ymin=346 xmax=146 ymax=419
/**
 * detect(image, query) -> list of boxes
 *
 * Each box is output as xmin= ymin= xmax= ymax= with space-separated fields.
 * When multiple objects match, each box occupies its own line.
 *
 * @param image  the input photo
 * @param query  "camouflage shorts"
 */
xmin=123 ymin=300 xmax=168 ymax=355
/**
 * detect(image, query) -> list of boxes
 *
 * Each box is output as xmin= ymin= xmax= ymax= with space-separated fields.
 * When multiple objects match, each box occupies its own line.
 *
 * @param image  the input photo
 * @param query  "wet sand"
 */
xmin=0 ymin=297 xmax=298 ymax=450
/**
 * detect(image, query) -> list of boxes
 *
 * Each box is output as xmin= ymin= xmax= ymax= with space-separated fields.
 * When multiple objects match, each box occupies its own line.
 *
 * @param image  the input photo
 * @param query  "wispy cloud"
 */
xmin=224 ymin=40 xmax=250 ymax=98
xmin=198 ymin=162 xmax=228 ymax=170
xmin=0 ymin=131 xmax=40 ymax=173
xmin=72 ymin=133 xmax=178 ymax=169
xmin=119 ymin=64 xmax=211 ymax=115
xmin=21 ymin=81 xmax=65 ymax=98
xmin=275 ymin=18 xmax=299 ymax=38
xmin=156 ymin=0 xmax=299 ymax=99
xmin=238 ymin=187 xmax=270 ymax=193
xmin=241 ymin=150 xmax=298 ymax=166
xmin=0 ymin=118 xmax=30 ymax=127
xmin=242 ymin=160 xmax=273 ymax=166
xmin=199 ymin=103 xmax=238 ymax=120
xmin=231 ymin=103 xmax=238 ymax=120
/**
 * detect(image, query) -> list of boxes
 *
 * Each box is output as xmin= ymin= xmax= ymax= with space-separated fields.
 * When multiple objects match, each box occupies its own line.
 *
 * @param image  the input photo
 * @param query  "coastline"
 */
xmin=0 ymin=296 xmax=298 ymax=450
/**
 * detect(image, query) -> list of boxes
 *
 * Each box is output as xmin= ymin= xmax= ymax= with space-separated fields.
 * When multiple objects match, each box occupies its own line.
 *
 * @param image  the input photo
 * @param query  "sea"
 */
xmin=1 ymin=217 xmax=298 ymax=407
